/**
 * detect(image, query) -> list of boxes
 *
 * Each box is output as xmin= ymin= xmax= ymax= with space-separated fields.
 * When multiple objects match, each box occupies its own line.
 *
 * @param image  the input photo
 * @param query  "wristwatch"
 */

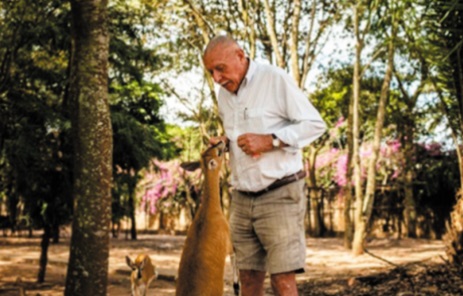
xmin=272 ymin=134 xmax=281 ymax=148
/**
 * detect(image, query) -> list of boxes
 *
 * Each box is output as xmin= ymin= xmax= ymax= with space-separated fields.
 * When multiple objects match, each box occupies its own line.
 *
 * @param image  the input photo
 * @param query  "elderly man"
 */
xmin=204 ymin=35 xmax=326 ymax=296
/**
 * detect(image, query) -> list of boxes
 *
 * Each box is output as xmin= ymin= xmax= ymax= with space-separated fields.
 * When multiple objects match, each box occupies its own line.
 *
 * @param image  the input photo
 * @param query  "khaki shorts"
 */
xmin=230 ymin=179 xmax=307 ymax=274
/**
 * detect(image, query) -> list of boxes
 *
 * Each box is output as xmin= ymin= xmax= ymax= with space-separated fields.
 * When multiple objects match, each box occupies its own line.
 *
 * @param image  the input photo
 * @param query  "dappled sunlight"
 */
xmin=298 ymin=237 xmax=445 ymax=284
xmin=0 ymin=234 xmax=448 ymax=295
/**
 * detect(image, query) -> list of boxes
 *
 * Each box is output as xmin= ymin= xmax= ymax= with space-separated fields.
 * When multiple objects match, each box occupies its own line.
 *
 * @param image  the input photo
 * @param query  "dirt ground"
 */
xmin=0 ymin=232 xmax=459 ymax=295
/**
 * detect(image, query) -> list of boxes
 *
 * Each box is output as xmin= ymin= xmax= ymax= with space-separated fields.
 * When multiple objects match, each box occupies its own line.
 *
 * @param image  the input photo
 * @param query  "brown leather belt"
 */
xmin=237 ymin=170 xmax=306 ymax=198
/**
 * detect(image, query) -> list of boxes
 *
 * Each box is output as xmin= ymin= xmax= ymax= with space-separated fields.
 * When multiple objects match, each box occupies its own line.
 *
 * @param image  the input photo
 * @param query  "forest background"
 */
xmin=0 ymin=0 xmax=462 ymax=294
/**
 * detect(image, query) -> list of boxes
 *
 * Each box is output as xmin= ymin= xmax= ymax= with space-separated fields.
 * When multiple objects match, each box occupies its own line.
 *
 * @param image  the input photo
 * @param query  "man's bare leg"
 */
xmin=239 ymin=269 xmax=266 ymax=296
xmin=270 ymin=271 xmax=298 ymax=296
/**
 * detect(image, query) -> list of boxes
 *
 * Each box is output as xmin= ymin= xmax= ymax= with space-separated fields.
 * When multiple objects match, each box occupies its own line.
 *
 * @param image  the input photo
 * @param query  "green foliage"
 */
xmin=310 ymin=65 xmax=385 ymax=140
xmin=111 ymin=90 xmax=174 ymax=172
xmin=108 ymin=0 xmax=164 ymax=83
xmin=423 ymin=0 xmax=463 ymax=141
xmin=0 ymin=0 xmax=72 ymax=232
xmin=165 ymin=124 xmax=202 ymax=161
xmin=311 ymin=66 xmax=352 ymax=125
xmin=0 ymin=0 xmax=460 ymax=241
xmin=106 ymin=1 xmax=179 ymax=235
xmin=107 ymin=1 xmax=178 ymax=170
xmin=0 ymin=0 xmax=178 ymax=239
xmin=3 ymin=90 xmax=72 ymax=230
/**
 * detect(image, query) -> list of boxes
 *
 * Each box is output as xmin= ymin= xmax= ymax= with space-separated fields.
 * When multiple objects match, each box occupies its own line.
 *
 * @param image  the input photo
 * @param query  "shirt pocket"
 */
xmin=221 ymin=109 xmax=234 ymax=135
xmin=243 ymin=107 xmax=265 ymax=133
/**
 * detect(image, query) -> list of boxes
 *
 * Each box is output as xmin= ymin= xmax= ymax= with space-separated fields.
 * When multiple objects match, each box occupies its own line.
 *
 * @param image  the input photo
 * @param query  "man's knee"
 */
xmin=240 ymin=269 xmax=266 ymax=284
xmin=270 ymin=271 xmax=298 ymax=296
xmin=239 ymin=270 xmax=266 ymax=296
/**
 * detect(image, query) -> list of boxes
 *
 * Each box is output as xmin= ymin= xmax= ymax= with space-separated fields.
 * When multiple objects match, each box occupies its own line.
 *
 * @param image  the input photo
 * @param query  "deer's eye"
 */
xmin=208 ymin=159 xmax=218 ymax=170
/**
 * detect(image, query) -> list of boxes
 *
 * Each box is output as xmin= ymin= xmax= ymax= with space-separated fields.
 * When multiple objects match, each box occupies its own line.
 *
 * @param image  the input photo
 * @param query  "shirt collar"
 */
xmin=241 ymin=59 xmax=256 ymax=88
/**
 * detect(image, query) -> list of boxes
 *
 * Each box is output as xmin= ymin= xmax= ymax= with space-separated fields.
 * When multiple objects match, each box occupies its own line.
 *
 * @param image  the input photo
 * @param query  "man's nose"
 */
xmin=212 ymin=71 xmax=222 ymax=83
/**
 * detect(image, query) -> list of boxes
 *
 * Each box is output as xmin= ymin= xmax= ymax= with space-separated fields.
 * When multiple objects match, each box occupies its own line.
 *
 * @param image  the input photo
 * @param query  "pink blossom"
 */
xmin=315 ymin=148 xmax=340 ymax=169
xmin=335 ymin=154 xmax=348 ymax=186
xmin=140 ymin=159 xmax=201 ymax=215
xmin=335 ymin=116 xmax=345 ymax=128
xmin=423 ymin=142 xmax=442 ymax=156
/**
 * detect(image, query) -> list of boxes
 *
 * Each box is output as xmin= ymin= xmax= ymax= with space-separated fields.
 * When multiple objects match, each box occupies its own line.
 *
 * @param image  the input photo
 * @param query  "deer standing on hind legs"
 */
xmin=176 ymin=141 xmax=236 ymax=296
xmin=126 ymin=254 xmax=158 ymax=296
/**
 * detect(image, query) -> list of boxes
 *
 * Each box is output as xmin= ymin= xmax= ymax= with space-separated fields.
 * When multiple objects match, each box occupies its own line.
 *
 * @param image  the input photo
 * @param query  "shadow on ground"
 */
xmin=1 ymin=233 xmax=458 ymax=295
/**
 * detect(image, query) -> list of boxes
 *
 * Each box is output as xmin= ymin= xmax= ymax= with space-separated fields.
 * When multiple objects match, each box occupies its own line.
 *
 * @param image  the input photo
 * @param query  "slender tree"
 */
xmin=65 ymin=0 xmax=112 ymax=294
xmin=350 ymin=0 xmax=373 ymax=250
xmin=394 ymin=66 xmax=428 ymax=238
xmin=352 ymin=0 xmax=399 ymax=255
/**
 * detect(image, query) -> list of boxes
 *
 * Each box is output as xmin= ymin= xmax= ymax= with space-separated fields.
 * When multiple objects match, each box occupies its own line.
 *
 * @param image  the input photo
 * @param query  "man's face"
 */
xmin=203 ymin=45 xmax=247 ymax=94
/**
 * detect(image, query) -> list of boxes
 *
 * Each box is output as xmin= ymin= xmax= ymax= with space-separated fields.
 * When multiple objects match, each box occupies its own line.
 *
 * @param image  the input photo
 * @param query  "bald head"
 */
xmin=202 ymin=35 xmax=249 ymax=94
xmin=204 ymin=35 xmax=240 ymax=58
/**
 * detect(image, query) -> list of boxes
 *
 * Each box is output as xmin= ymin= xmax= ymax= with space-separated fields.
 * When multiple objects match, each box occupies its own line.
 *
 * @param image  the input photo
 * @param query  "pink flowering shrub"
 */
xmin=314 ymin=117 xmax=446 ymax=192
xmin=313 ymin=116 xmax=405 ymax=189
xmin=421 ymin=142 xmax=442 ymax=157
xmin=139 ymin=159 xmax=201 ymax=215
xmin=314 ymin=141 xmax=404 ymax=188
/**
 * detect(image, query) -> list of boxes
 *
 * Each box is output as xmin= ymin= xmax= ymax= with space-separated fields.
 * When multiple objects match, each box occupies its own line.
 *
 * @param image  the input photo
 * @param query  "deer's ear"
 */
xmin=180 ymin=161 xmax=200 ymax=172
xmin=126 ymin=256 xmax=134 ymax=268
xmin=140 ymin=256 xmax=147 ymax=269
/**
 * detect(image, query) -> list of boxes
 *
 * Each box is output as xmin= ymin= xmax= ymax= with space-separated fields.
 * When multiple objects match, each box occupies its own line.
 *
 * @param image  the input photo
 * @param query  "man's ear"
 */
xmin=237 ymin=48 xmax=246 ymax=59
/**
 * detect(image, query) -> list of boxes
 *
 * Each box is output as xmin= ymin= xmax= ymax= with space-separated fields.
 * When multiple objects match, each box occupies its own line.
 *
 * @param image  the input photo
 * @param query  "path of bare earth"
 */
xmin=0 ymin=233 xmax=446 ymax=295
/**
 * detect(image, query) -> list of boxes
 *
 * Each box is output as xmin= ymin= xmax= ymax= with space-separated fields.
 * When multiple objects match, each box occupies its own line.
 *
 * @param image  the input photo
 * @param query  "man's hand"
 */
xmin=237 ymin=133 xmax=273 ymax=156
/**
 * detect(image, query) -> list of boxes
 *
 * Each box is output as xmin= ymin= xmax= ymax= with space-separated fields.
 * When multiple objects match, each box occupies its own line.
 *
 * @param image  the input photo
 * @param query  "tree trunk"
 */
xmin=65 ymin=0 xmax=112 ymax=295
xmin=394 ymin=54 xmax=428 ymax=239
xmin=444 ymin=190 xmax=463 ymax=267
xmin=37 ymin=224 xmax=51 ymax=283
xmin=343 ymin=171 xmax=354 ymax=247
xmin=352 ymin=9 xmax=397 ymax=255
xmin=344 ymin=65 xmax=355 ymax=249
xmin=129 ymin=193 xmax=137 ymax=240
xmin=307 ymin=148 xmax=325 ymax=237
xmin=455 ymin=47 xmax=463 ymax=190
xmin=351 ymin=2 xmax=364 ymax=254
xmin=126 ymin=175 xmax=138 ymax=240
xmin=343 ymin=187 xmax=354 ymax=248
xmin=7 ymin=187 xmax=19 ymax=235
xmin=52 ymin=218 xmax=60 ymax=243
xmin=308 ymin=188 xmax=323 ymax=237
xmin=237 ymin=0 xmax=257 ymax=59
xmin=402 ymin=123 xmax=417 ymax=238
xmin=262 ymin=0 xmax=285 ymax=68
xmin=290 ymin=0 xmax=302 ymax=84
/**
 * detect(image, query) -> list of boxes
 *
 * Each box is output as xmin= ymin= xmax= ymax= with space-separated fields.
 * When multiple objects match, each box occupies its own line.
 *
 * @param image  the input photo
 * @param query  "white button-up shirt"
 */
xmin=218 ymin=60 xmax=326 ymax=192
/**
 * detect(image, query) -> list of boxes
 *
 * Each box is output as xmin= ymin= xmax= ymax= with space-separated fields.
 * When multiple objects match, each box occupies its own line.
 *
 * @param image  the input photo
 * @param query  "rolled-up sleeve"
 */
xmin=273 ymin=72 xmax=327 ymax=152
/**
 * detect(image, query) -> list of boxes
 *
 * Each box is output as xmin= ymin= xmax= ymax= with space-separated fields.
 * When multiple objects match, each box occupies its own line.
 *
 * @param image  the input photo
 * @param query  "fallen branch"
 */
xmin=364 ymin=248 xmax=400 ymax=268
xmin=362 ymin=248 xmax=416 ymax=293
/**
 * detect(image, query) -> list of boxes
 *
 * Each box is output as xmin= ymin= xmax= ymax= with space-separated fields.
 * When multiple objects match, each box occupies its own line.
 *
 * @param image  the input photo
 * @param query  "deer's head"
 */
xmin=180 ymin=141 xmax=226 ymax=174
xmin=126 ymin=254 xmax=157 ymax=296
xmin=200 ymin=141 xmax=226 ymax=173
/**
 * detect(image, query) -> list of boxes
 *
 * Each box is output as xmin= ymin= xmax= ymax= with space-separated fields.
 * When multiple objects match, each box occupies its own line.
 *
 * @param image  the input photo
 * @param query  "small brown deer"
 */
xmin=126 ymin=254 xmax=158 ymax=296
xmin=176 ymin=141 xmax=233 ymax=296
